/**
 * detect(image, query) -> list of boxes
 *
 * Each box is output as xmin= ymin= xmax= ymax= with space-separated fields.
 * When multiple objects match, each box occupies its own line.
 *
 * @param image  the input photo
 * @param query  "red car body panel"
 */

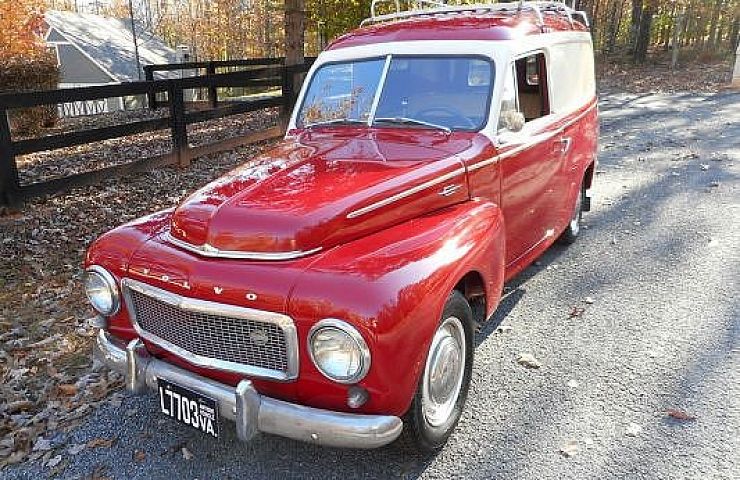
xmin=85 ymin=13 xmax=598 ymax=420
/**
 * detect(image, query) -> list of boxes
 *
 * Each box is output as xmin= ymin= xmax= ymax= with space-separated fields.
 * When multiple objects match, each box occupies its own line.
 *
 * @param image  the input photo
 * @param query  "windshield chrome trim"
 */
xmin=367 ymin=55 xmax=393 ymax=126
xmin=346 ymin=167 xmax=466 ymax=219
xmin=165 ymin=232 xmax=322 ymax=261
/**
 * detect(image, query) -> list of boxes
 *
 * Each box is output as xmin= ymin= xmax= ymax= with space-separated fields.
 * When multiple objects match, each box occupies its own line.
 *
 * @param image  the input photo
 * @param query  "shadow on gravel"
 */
xmin=449 ymin=91 xmax=739 ymax=480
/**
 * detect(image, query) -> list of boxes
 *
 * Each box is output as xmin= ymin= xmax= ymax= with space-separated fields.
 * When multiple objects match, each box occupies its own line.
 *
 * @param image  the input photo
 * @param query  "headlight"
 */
xmin=84 ymin=266 xmax=120 ymax=316
xmin=308 ymin=319 xmax=371 ymax=384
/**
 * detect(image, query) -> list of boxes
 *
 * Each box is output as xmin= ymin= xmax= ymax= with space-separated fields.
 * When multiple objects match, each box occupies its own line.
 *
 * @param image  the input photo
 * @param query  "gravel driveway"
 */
xmin=4 ymin=91 xmax=739 ymax=480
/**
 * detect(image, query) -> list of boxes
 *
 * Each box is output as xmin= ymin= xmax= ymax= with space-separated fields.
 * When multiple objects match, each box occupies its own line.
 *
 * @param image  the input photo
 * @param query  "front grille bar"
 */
xmin=121 ymin=278 xmax=299 ymax=381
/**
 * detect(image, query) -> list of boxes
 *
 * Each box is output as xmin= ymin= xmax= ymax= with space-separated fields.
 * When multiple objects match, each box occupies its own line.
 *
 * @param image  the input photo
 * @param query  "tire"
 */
xmin=558 ymin=179 xmax=586 ymax=245
xmin=400 ymin=290 xmax=474 ymax=453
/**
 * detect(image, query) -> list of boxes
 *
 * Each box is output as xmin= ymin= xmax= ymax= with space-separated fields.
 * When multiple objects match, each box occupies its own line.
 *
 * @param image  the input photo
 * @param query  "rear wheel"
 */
xmin=558 ymin=180 xmax=586 ymax=245
xmin=401 ymin=290 xmax=474 ymax=453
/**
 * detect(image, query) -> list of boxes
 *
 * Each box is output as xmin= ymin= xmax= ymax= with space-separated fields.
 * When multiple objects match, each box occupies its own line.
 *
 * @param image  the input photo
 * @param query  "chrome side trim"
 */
xmin=165 ymin=232 xmax=322 ymax=261
xmin=94 ymin=330 xmax=403 ymax=449
xmin=121 ymin=278 xmax=300 ymax=382
xmin=346 ymin=167 xmax=466 ymax=219
xmin=467 ymin=155 xmax=499 ymax=172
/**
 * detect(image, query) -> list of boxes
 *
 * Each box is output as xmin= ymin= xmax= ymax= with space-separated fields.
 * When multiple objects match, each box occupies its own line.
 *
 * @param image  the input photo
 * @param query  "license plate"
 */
xmin=157 ymin=378 xmax=220 ymax=438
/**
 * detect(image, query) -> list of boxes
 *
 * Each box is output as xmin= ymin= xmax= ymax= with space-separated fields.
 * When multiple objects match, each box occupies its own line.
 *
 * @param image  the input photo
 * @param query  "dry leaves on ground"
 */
xmin=597 ymin=56 xmax=733 ymax=93
xmin=1 ymin=108 xmax=279 ymax=469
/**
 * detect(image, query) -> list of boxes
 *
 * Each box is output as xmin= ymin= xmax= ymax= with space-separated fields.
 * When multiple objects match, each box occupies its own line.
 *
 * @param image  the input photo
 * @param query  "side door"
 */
xmin=497 ymin=52 xmax=563 ymax=267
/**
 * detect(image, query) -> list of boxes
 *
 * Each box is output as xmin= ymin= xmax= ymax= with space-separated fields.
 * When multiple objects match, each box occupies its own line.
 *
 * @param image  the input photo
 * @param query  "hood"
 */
xmin=168 ymin=129 xmax=475 ymax=259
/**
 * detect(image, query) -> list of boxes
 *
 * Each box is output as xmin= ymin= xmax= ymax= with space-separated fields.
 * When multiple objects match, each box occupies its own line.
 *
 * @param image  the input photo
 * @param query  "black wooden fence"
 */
xmin=0 ymin=59 xmax=314 ymax=209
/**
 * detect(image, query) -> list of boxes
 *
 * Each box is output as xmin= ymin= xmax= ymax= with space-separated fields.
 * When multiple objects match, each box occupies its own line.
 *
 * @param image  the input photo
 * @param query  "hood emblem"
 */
xmin=249 ymin=329 xmax=269 ymax=346
xmin=214 ymin=286 xmax=224 ymax=295
xmin=245 ymin=292 xmax=258 ymax=301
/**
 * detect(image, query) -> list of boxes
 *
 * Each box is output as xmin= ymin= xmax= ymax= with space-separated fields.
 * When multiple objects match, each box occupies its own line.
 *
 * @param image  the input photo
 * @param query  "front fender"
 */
xmin=289 ymin=199 xmax=505 ymax=416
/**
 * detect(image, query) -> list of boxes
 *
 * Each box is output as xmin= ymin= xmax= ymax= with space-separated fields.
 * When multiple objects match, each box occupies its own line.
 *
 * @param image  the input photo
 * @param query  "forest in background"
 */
xmin=43 ymin=0 xmax=739 ymax=64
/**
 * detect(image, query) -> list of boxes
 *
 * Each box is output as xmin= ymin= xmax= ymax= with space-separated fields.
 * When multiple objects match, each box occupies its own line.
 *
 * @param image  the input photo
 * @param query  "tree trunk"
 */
xmin=605 ymin=0 xmax=620 ymax=54
xmin=707 ymin=0 xmax=724 ymax=49
xmin=284 ymin=0 xmax=305 ymax=66
xmin=633 ymin=0 xmax=655 ymax=63
xmin=629 ymin=0 xmax=644 ymax=53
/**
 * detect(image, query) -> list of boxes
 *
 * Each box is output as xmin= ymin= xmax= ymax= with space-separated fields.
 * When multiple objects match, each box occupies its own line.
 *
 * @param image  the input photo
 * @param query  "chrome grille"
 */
xmin=122 ymin=279 xmax=298 ymax=380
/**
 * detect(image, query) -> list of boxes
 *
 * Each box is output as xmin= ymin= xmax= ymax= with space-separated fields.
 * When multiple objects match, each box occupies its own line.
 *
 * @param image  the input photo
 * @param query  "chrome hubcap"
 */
xmin=569 ymin=188 xmax=582 ymax=235
xmin=422 ymin=316 xmax=466 ymax=427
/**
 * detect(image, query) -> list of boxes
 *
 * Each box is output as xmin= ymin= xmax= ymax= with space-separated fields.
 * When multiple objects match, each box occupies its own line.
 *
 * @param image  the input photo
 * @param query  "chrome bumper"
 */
xmin=94 ymin=329 xmax=403 ymax=449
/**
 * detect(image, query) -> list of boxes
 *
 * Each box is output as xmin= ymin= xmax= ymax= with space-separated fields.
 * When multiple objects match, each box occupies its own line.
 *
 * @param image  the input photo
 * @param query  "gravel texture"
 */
xmin=3 ymin=90 xmax=739 ymax=479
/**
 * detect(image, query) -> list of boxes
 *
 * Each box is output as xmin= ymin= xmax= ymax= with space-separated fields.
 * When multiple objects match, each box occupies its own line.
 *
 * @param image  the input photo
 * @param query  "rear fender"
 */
xmin=288 ymin=199 xmax=505 ymax=416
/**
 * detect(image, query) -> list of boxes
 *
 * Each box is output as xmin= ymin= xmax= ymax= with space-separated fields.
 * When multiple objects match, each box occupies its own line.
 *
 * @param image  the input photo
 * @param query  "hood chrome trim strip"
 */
xmin=165 ymin=232 xmax=322 ymax=261
xmin=346 ymin=167 xmax=466 ymax=219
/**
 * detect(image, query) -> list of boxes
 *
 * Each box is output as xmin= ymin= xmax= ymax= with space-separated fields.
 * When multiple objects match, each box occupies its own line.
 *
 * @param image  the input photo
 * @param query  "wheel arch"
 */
xmin=454 ymin=270 xmax=488 ymax=325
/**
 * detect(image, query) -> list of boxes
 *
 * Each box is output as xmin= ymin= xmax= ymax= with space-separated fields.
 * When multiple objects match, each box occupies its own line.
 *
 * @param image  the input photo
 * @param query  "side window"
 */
xmin=497 ymin=65 xmax=520 ymax=132
xmin=514 ymin=52 xmax=549 ymax=121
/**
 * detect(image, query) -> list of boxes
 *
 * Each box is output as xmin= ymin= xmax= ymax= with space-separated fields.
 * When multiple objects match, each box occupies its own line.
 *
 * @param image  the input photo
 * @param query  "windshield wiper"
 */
xmin=373 ymin=117 xmax=451 ymax=134
xmin=304 ymin=118 xmax=367 ymax=129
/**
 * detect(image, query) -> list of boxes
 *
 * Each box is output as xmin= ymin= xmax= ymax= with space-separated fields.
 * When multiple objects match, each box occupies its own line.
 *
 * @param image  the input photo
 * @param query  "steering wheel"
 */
xmin=415 ymin=106 xmax=477 ymax=129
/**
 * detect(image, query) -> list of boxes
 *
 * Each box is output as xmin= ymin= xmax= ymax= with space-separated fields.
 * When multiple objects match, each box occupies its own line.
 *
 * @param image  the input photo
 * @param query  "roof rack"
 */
xmin=360 ymin=0 xmax=590 ymax=30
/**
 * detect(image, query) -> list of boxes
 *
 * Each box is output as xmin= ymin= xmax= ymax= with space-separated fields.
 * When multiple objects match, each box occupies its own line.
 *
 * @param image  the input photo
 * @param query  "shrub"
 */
xmin=0 ymin=54 xmax=60 ymax=136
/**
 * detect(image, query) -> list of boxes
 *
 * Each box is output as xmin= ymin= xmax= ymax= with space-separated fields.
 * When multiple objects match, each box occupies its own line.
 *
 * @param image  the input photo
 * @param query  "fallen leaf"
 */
xmin=133 ymin=449 xmax=146 ymax=462
xmin=560 ymin=440 xmax=579 ymax=457
xmin=666 ymin=408 xmax=695 ymax=421
xmin=87 ymin=437 xmax=115 ymax=448
xmin=57 ymin=384 xmax=78 ymax=396
xmin=517 ymin=354 xmax=542 ymax=369
xmin=569 ymin=306 xmax=586 ymax=318
xmin=46 ymin=454 xmax=62 ymax=468
xmin=5 ymin=400 xmax=34 ymax=414
xmin=181 ymin=446 xmax=194 ymax=460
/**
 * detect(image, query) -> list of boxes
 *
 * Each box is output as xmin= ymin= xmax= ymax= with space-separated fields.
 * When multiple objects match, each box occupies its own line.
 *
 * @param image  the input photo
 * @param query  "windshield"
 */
xmin=296 ymin=56 xmax=494 ymax=131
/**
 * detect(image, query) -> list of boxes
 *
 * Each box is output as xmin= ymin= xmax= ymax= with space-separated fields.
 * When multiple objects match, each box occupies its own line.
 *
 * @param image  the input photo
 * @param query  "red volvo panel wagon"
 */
xmin=86 ymin=0 xmax=598 ymax=452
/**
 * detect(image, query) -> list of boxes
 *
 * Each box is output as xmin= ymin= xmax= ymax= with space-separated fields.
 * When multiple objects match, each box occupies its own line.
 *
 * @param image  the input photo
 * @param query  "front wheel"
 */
xmin=558 ymin=180 xmax=586 ymax=245
xmin=401 ymin=290 xmax=474 ymax=453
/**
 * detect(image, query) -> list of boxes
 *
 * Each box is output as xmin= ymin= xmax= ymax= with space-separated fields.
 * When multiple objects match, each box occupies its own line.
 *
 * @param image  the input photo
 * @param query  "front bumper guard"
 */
xmin=94 ymin=329 xmax=403 ymax=449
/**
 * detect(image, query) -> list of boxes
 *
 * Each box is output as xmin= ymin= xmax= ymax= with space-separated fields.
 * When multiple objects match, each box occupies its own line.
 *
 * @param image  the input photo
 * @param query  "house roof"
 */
xmin=45 ymin=10 xmax=179 ymax=82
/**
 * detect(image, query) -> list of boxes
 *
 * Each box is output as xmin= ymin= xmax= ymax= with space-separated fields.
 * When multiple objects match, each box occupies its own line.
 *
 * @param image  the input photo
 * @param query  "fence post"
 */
xmin=281 ymin=64 xmax=295 ymax=128
xmin=207 ymin=63 xmax=218 ymax=108
xmin=0 ymin=109 xmax=21 ymax=210
xmin=169 ymin=84 xmax=189 ymax=167
xmin=144 ymin=66 xmax=157 ymax=110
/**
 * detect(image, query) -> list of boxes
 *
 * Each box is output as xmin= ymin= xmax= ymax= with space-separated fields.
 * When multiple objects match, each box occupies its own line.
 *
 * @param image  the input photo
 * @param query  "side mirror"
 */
xmin=499 ymin=110 xmax=525 ymax=132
